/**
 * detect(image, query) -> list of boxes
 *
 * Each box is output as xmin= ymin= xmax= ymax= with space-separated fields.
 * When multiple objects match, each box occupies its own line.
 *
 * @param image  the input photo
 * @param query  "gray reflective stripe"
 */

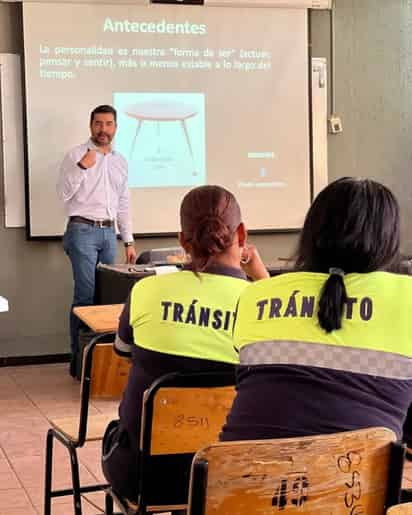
xmin=114 ymin=334 xmax=132 ymax=354
xmin=239 ymin=340 xmax=412 ymax=379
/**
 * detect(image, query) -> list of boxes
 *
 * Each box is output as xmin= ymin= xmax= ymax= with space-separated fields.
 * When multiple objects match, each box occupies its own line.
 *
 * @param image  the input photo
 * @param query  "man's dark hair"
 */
xmin=90 ymin=105 xmax=117 ymax=124
xmin=295 ymin=177 xmax=401 ymax=333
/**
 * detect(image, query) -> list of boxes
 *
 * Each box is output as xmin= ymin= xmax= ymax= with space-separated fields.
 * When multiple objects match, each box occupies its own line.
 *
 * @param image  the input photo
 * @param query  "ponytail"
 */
xmin=190 ymin=215 xmax=233 ymax=273
xmin=180 ymin=186 xmax=242 ymax=274
xmin=318 ymin=269 xmax=348 ymax=333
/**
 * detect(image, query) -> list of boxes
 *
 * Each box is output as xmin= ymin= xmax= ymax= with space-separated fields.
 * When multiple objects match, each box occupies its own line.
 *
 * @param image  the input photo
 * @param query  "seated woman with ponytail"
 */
xmin=102 ymin=185 xmax=268 ymax=502
xmin=221 ymin=177 xmax=412 ymax=442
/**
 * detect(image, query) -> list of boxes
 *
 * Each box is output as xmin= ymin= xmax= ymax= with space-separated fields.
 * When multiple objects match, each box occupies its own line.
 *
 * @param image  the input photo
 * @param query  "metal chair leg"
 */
xmin=44 ymin=429 xmax=54 ymax=515
xmin=401 ymin=488 xmax=412 ymax=502
xmin=68 ymin=444 xmax=82 ymax=515
xmin=105 ymin=491 xmax=114 ymax=514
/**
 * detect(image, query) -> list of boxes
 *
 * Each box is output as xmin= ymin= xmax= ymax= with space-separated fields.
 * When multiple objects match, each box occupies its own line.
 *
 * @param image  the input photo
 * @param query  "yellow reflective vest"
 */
xmin=234 ymin=271 xmax=412 ymax=378
xmin=130 ymin=270 xmax=248 ymax=364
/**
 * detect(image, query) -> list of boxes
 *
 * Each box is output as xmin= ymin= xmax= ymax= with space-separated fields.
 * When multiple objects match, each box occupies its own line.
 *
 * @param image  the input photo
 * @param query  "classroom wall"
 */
xmin=312 ymin=2 xmax=412 ymax=251
xmin=0 ymin=0 xmax=410 ymax=358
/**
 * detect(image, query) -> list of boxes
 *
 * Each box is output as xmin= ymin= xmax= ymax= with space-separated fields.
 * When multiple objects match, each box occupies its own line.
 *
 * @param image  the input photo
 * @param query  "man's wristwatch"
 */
xmin=124 ymin=242 xmax=134 ymax=247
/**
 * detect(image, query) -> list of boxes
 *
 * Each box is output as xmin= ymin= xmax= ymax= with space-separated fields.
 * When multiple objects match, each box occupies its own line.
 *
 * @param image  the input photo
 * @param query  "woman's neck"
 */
xmin=207 ymin=250 xmax=241 ymax=270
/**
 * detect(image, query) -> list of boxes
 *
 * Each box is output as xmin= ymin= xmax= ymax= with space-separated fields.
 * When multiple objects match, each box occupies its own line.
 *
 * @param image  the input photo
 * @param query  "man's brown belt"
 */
xmin=69 ymin=216 xmax=114 ymax=228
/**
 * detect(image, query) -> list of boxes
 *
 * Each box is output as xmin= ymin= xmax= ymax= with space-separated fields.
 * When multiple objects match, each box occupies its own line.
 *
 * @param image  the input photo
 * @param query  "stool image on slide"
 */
xmin=114 ymin=93 xmax=206 ymax=189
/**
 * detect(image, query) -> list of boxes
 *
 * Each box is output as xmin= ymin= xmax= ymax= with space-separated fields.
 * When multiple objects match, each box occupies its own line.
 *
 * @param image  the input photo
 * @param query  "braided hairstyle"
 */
xmin=180 ymin=185 xmax=242 ymax=273
xmin=295 ymin=177 xmax=400 ymax=333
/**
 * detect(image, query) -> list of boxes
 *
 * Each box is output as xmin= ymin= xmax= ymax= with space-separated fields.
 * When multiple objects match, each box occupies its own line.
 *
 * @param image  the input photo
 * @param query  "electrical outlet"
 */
xmin=329 ymin=115 xmax=343 ymax=134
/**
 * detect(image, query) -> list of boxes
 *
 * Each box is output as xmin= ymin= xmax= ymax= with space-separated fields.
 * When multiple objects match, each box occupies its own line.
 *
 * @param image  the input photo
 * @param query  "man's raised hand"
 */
xmin=78 ymin=149 xmax=97 ymax=169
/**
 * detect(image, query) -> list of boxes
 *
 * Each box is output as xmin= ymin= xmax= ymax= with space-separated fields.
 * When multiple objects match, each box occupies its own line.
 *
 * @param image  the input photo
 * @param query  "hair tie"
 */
xmin=329 ymin=267 xmax=345 ymax=277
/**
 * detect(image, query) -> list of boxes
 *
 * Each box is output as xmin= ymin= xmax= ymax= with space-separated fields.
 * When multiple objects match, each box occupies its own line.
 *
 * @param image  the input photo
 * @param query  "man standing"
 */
xmin=57 ymin=105 xmax=136 ymax=377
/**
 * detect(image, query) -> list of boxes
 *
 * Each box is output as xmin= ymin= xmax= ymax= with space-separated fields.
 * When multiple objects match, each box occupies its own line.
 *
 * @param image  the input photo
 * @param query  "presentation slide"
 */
xmin=23 ymin=2 xmax=311 ymax=236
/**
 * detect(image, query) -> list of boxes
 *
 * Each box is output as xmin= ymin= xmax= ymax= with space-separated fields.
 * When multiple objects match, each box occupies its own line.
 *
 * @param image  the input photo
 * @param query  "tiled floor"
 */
xmin=0 ymin=363 xmax=412 ymax=515
xmin=0 ymin=363 xmax=118 ymax=515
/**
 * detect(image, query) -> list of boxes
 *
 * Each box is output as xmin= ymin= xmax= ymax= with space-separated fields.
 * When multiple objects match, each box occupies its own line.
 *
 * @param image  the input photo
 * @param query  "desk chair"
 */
xmin=388 ymin=503 xmax=412 ymax=514
xmin=188 ymin=427 xmax=405 ymax=515
xmin=105 ymin=371 xmax=236 ymax=515
xmin=125 ymin=101 xmax=199 ymax=175
xmin=44 ymin=332 xmax=122 ymax=515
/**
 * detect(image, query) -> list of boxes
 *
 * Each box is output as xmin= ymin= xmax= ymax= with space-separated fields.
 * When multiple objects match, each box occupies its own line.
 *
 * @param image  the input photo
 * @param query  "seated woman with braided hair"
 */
xmin=221 ymin=177 xmax=412 ymax=442
xmin=102 ymin=185 xmax=268 ymax=503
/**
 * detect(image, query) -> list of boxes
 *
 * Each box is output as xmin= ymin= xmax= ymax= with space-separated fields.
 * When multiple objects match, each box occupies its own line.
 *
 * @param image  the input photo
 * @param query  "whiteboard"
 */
xmin=0 ymin=53 xmax=26 ymax=228
xmin=312 ymin=57 xmax=328 ymax=197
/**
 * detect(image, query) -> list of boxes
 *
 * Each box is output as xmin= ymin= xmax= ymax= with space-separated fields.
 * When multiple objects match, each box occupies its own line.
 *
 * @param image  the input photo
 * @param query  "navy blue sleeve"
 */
xmin=114 ymin=294 xmax=134 ymax=356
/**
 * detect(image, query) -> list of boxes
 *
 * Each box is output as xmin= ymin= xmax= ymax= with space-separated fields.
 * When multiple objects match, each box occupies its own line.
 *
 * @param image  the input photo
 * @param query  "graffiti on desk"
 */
xmin=337 ymin=451 xmax=364 ymax=515
xmin=271 ymin=473 xmax=309 ymax=510
xmin=174 ymin=414 xmax=210 ymax=428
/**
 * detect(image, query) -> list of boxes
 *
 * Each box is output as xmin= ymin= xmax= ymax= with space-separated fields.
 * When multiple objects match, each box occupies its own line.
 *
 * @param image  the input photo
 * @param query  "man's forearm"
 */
xmin=117 ymin=210 xmax=133 ymax=243
xmin=57 ymin=159 xmax=86 ymax=202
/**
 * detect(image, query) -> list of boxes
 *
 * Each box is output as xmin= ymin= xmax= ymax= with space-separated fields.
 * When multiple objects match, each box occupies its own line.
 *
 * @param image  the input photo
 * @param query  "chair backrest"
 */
xmin=77 ymin=332 xmax=118 ymax=445
xmin=188 ymin=427 xmax=405 ymax=515
xmin=89 ymin=343 xmax=131 ymax=398
xmin=137 ymin=371 xmax=236 ymax=511
xmin=387 ymin=503 xmax=412 ymax=514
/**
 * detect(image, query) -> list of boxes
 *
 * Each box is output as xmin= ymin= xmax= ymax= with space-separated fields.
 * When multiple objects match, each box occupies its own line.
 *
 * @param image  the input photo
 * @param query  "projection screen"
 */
xmin=23 ymin=2 xmax=311 ymax=237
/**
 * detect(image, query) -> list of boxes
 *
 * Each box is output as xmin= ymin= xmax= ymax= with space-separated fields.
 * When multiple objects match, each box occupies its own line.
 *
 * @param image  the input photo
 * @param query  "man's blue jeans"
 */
xmin=63 ymin=222 xmax=117 ymax=359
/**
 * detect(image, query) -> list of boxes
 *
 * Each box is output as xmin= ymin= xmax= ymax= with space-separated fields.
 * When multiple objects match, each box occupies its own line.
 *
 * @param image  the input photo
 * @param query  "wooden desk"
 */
xmin=73 ymin=304 xmax=124 ymax=333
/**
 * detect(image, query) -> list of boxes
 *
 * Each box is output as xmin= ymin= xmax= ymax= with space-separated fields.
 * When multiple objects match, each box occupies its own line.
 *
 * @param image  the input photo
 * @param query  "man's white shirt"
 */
xmin=57 ymin=139 xmax=133 ymax=242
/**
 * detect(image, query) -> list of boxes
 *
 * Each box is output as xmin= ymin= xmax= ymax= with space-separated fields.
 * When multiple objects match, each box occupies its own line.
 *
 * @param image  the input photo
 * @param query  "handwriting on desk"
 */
xmin=174 ymin=415 xmax=209 ymax=428
xmin=337 ymin=451 xmax=364 ymax=514
xmin=271 ymin=473 xmax=309 ymax=510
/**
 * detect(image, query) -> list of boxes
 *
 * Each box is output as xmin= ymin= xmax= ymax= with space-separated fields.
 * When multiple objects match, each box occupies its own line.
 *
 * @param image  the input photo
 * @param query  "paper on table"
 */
xmin=0 ymin=296 xmax=9 ymax=312
xmin=144 ymin=266 xmax=179 ymax=275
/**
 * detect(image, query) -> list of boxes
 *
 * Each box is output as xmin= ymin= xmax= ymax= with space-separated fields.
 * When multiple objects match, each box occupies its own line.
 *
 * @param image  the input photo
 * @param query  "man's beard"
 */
xmin=92 ymin=132 xmax=112 ymax=146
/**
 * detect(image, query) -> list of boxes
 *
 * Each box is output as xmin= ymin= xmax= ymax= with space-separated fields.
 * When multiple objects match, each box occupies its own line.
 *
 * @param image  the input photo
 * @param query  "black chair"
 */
xmin=44 ymin=332 xmax=117 ymax=515
xmin=105 ymin=370 xmax=236 ymax=515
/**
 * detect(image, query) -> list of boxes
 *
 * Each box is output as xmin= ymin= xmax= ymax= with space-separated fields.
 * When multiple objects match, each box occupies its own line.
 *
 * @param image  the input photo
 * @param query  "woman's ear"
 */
xmin=236 ymin=223 xmax=247 ymax=248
